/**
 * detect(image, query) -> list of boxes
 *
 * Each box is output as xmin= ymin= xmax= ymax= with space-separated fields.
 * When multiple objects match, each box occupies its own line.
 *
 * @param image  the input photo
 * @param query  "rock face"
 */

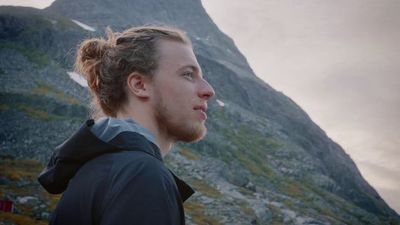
xmin=1 ymin=1 xmax=399 ymax=224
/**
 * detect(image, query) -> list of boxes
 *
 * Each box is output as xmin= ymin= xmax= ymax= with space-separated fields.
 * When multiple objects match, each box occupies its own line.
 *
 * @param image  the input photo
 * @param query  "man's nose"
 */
xmin=198 ymin=79 xmax=215 ymax=100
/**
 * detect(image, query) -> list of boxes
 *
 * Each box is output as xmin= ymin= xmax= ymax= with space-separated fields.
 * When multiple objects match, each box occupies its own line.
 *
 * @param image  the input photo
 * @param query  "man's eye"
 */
xmin=183 ymin=72 xmax=194 ymax=80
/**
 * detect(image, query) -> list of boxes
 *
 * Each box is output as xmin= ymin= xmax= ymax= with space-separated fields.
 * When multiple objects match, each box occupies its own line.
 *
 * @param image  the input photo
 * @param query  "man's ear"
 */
xmin=126 ymin=72 xmax=152 ymax=98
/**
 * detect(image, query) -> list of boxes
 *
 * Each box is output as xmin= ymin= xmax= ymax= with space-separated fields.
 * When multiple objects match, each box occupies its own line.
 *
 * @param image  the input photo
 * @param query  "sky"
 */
xmin=1 ymin=0 xmax=399 ymax=214
xmin=201 ymin=0 xmax=400 ymax=214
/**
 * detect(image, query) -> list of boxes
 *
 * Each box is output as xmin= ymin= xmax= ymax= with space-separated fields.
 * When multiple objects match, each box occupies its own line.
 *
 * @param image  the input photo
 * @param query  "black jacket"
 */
xmin=38 ymin=119 xmax=194 ymax=225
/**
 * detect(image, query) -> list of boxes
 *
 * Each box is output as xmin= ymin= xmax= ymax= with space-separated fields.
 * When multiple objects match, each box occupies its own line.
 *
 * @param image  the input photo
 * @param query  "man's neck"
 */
xmin=116 ymin=110 xmax=173 ymax=157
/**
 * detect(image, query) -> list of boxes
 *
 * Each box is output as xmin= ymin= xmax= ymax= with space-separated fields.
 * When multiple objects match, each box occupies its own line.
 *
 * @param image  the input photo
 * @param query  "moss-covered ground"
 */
xmin=0 ymin=157 xmax=60 ymax=225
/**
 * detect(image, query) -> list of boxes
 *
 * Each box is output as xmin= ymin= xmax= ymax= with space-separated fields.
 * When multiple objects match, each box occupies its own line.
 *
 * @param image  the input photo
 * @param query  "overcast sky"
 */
xmin=1 ymin=0 xmax=399 ymax=214
xmin=202 ymin=0 xmax=400 ymax=214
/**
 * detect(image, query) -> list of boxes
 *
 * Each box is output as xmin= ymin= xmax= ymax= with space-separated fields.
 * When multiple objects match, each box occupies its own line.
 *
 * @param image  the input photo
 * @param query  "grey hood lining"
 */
xmin=90 ymin=117 xmax=160 ymax=149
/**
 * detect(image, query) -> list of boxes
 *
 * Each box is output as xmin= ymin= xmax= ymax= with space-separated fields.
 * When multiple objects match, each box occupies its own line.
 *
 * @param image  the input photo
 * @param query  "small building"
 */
xmin=0 ymin=200 xmax=15 ymax=213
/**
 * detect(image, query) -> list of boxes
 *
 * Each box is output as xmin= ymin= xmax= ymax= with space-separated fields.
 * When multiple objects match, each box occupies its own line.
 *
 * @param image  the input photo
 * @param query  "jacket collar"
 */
xmin=171 ymin=172 xmax=195 ymax=202
xmin=90 ymin=117 xmax=160 ymax=150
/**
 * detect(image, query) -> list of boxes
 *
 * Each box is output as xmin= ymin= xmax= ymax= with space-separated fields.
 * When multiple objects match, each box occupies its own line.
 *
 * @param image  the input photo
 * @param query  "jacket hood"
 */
xmin=38 ymin=119 xmax=120 ymax=194
xmin=38 ymin=119 xmax=194 ymax=202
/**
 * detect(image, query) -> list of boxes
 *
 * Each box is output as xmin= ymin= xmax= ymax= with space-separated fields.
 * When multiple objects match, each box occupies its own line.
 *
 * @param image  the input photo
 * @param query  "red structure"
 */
xmin=0 ymin=200 xmax=14 ymax=213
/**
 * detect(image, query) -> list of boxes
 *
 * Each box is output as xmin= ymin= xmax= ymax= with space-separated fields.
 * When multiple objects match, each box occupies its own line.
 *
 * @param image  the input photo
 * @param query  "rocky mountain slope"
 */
xmin=1 ymin=1 xmax=399 ymax=224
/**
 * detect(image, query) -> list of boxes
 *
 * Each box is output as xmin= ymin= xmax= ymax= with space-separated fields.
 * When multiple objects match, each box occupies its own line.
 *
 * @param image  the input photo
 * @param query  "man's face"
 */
xmin=150 ymin=39 xmax=215 ymax=142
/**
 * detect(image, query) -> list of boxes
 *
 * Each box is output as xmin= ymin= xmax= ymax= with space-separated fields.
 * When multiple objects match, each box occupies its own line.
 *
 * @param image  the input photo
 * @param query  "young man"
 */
xmin=38 ymin=26 xmax=215 ymax=225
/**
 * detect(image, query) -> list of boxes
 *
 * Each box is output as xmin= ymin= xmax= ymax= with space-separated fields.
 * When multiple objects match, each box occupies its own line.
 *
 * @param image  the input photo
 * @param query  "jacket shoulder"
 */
xmin=107 ymin=150 xmax=173 ymax=187
xmin=98 ymin=151 xmax=183 ymax=225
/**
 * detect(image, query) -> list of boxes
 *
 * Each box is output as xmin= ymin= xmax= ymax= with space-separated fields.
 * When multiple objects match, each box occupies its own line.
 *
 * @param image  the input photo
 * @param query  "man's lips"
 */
xmin=193 ymin=105 xmax=207 ymax=112
xmin=193 ymin=105 xmax=207 ymax=120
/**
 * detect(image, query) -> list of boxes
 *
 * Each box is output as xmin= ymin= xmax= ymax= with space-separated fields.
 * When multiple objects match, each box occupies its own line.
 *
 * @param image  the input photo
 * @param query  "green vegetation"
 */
xmin=237 ymin=186 xmax=255 ymax=196
xmin=1 ymin=101 xmax=60 ymax=122
xmin=184 ymin=201 xmax=222 ymax=225
xmin=0 ymin=158 xmax=61 ymax=224
xmin=18 ymin=17 xmax=72 ymax=36
xmin=274 ymin=177 xmax=380 ymax=225
xmin=0 ymin=6 xmax=77 ymax=32
xmin=0 ymin=41 xmax=51 ymax=68
xmin=229 ymin=125 xmax=283 ymax=152
xmin=222 ymin=125 xmax=280 ymax=178
xmin=33 ymin=83 xmax=81 ymax=105
xmin=0 ymin=92 xmax=86 ymax=121
xmin=0 ymin=212 xmax=47 ymax=225
xmin=15 ymin=103 xmax=60 ymax=121
xmin=191 ymin=179 xmax=221 ymax=198
xmin=278 ymin=179 xmax=307 ymax=199
xmin=0 ymin=159 xmax=43 ymax=181
xmin=199 ymin=107 xmax=282 ymax=181
xmin=267 ymin=203 xmax=284 ymax=225
xmin=236 ymin=199 xmax=260 ymax=224
xmin=0 ymin=103 xmax=10 ymax=111
xmin=212 ymin=107 xmax=230 ymax=123
xmin=197 ymin=108 xmax=385 ymax=224
xmin=179 ymin=148 xmax=200 ymax=161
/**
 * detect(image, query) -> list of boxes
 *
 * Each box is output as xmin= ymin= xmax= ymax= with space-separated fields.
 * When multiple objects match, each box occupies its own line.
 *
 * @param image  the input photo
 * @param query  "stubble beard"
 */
xmin=154 ymin=96 xmax=206 ymax=143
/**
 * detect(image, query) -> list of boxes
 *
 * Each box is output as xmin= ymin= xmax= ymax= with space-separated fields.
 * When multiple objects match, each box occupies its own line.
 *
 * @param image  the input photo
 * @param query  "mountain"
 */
xmin=1 ymin=1 xmax=399 ymax=224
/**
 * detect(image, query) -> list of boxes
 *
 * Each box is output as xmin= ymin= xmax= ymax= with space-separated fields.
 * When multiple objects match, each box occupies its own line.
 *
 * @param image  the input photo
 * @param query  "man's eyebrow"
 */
xmin=179 ymin=65 xmax=199 ymax=72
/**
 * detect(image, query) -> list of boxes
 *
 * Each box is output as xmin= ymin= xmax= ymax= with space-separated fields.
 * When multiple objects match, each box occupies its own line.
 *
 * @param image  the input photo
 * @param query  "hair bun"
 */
xmin=77 ymin=38 xmax=110 ymax=68
xmin=75 ymin=38 xmax=111 ymax=92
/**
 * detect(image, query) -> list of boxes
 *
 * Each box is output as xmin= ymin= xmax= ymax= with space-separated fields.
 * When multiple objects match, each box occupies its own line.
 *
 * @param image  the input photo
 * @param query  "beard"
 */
xmin=154 ymin=96 xmax=206 ymax=143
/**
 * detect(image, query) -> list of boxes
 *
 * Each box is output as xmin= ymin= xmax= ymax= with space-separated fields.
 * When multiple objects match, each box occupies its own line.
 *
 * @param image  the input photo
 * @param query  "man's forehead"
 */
xmin=157 ymin=40 xmax=194 ymax=58
xmin=161 ymin=59 xmax=198 ymax=68
xmin=157 ymin=40 xmax=200 ymax=68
